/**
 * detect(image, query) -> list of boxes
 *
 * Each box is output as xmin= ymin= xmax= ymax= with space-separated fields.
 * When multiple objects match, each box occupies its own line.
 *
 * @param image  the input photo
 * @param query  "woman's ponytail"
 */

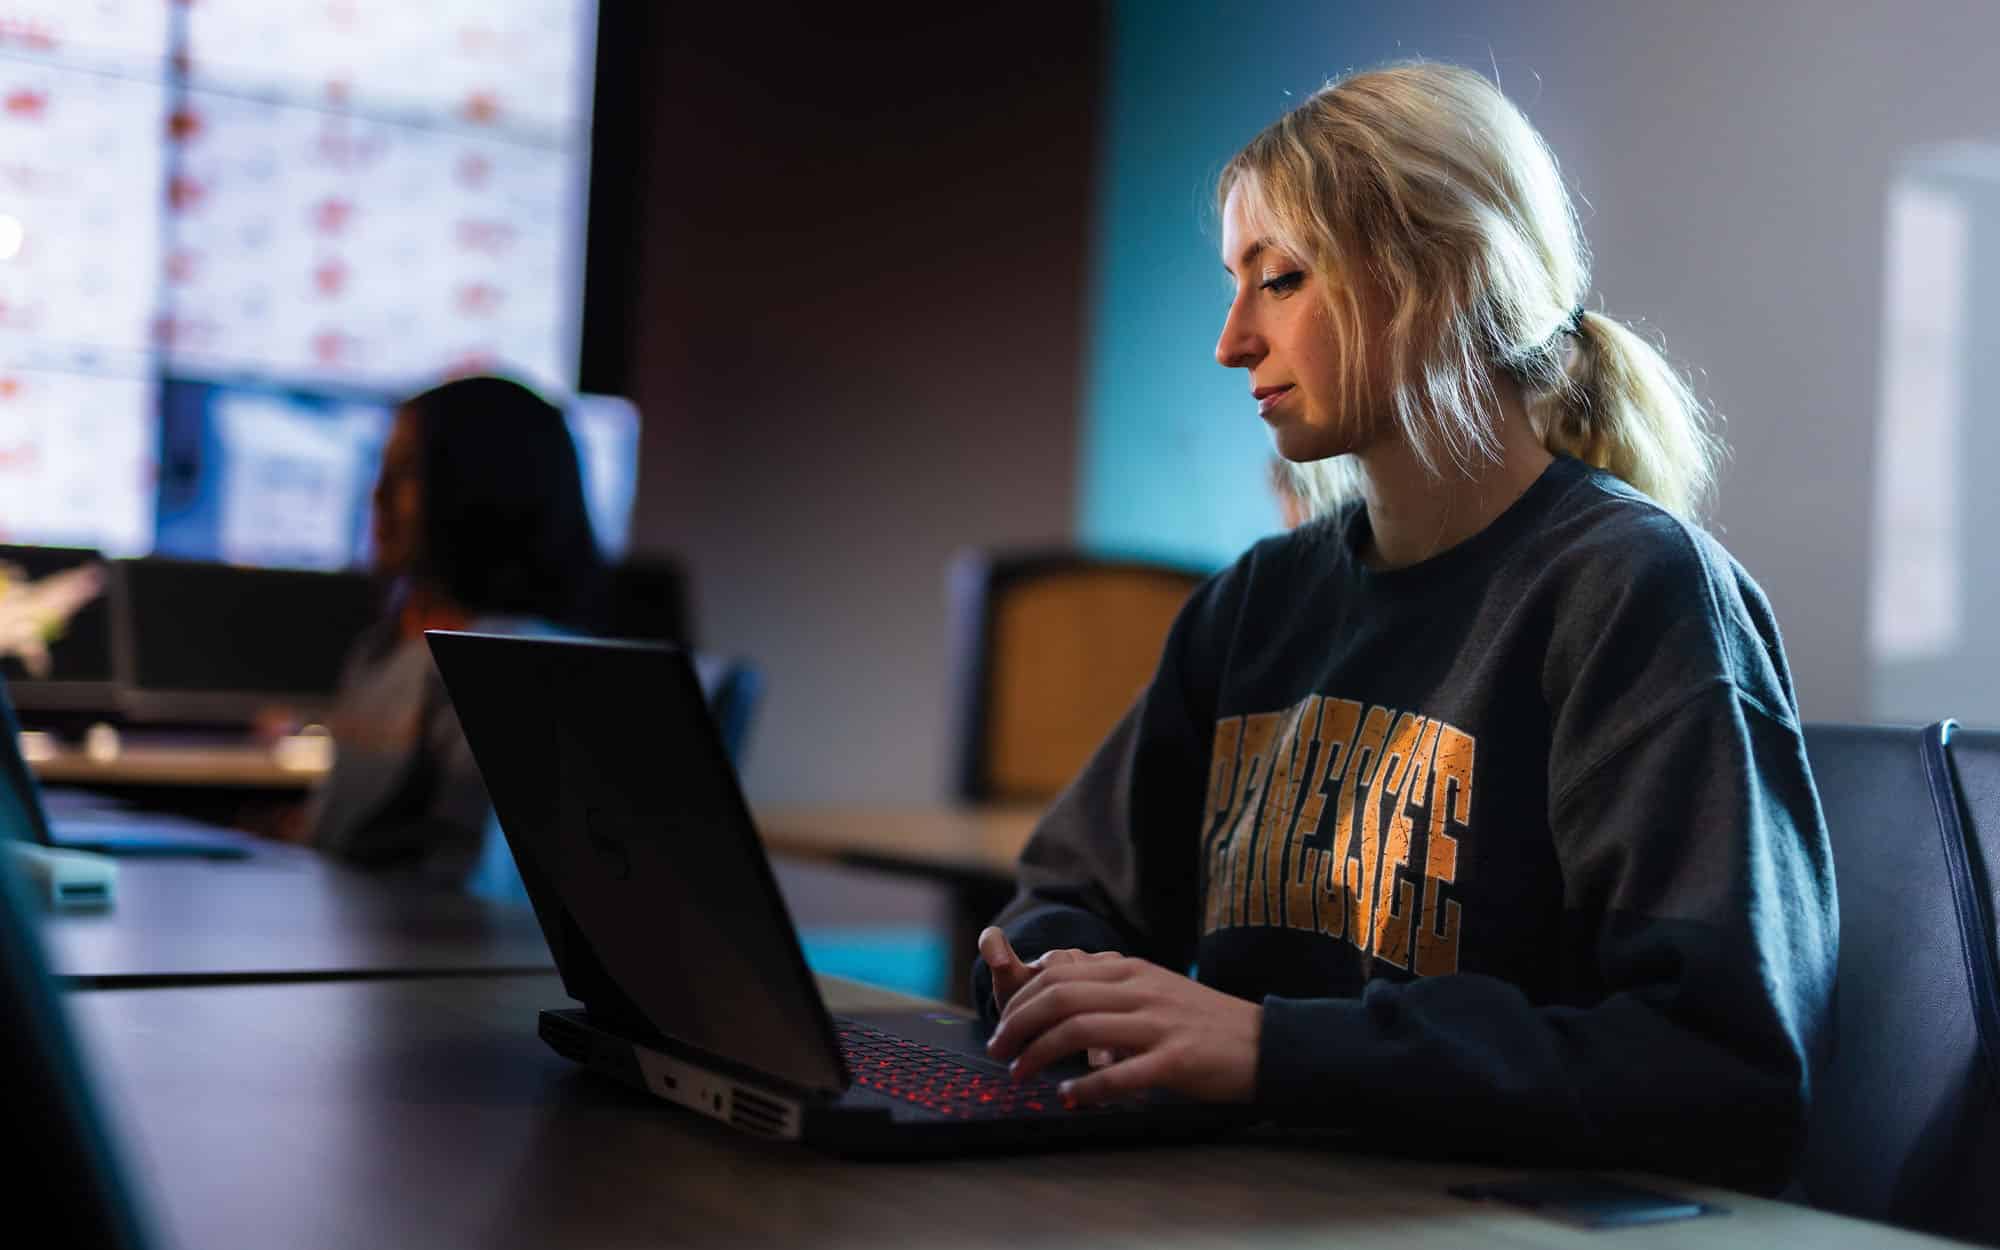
xmin=1540 ymin=311 xmax=1721 ymax=519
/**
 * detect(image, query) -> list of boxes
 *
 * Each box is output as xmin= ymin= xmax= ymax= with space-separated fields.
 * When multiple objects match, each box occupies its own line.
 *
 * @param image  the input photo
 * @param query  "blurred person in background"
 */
xmin=975 ymin=61 xmax=1835 ymax=1191
xmin=302 ymin=374 xmax=603 ymax=884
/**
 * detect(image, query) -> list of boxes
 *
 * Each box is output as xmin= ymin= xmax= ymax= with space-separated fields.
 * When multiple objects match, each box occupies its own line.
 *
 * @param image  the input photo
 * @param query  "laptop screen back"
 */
xmin=0 ymin=824 xmax=150 ymax=1246
xmin=426 ymin=631 xmax=847 ymax=1095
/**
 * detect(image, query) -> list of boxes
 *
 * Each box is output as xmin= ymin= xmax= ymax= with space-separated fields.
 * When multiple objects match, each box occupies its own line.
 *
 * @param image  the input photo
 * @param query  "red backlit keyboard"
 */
xmin=835 ymin=1021 xmax=1102 ymax=1120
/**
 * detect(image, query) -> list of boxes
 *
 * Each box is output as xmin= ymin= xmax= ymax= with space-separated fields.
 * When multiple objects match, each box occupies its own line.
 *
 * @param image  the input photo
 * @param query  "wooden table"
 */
xmin=40 ymin=836 xmax=551 ymax=988
xmin=65 ymin=972 xmax=1962 ymax=1250
xmin=28 ymin=739 xmax=329 ymax=834
xmin=755 ymin=802 xmax=1040 ymax=879
xmin=29 ymin=742 xmax=328 ymax=790
xmin=757 ymin=803 xmax=1040 ymax=1002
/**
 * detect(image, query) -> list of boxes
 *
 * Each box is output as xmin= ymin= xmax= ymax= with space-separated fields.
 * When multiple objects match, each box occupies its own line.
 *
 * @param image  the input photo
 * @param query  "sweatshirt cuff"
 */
xmin=1255 ymin=992 xmax=1376 ymax=1113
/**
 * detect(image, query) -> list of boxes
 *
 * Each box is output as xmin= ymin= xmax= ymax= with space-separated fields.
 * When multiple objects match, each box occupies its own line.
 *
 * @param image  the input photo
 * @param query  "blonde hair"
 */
xmin=1219 ymin=61 xmax=1720 ymax=519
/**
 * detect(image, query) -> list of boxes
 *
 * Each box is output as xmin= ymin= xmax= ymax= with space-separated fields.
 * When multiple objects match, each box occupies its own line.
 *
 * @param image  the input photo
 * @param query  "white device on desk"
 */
xmin=5 ymin=843 xmax=116 ymax=909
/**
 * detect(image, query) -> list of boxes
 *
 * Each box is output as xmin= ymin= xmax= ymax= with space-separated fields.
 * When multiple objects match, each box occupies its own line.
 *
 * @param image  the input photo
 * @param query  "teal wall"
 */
xmin=1079 ymin=2 xmax=1405 ymax=568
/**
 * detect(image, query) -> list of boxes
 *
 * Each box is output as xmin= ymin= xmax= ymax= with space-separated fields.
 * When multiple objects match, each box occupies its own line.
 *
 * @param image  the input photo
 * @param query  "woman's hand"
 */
xmin=981 ymin=951 xmax=1262 ymax=1107
xmin=977 ymin=928 xmax=1128 ymax=1067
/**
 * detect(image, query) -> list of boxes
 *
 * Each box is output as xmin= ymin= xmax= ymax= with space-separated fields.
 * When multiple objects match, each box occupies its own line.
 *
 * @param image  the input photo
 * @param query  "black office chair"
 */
xmin=691 ymin=653 xmax=763 ymax=766
xmin=603 ymin=556 xmax=691 ymax=647
xmin=1795 ymin=721 xmax=2000 ymax=1244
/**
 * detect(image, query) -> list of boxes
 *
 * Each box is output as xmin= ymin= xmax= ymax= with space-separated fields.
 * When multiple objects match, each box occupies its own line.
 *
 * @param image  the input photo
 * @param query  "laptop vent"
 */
xmin=729 ymin=1088 xmax=789 ymax=1138
xmin=538 ymin=1015 xmax=593 ymax=1065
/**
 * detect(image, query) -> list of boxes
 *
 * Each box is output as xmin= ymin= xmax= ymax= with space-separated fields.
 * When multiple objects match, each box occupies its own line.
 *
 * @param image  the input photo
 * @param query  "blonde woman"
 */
xmin=976 ymin=62 xmax=1835 ymax=1189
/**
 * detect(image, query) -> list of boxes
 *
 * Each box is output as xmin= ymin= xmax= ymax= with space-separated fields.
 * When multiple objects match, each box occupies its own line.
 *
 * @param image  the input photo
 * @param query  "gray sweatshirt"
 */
xmin=971 ymin=455 xmax=1837 ymax=1190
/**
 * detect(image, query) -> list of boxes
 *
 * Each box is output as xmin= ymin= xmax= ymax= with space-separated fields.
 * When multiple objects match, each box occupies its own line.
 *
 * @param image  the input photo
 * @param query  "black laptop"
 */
xmin=0 ymin=676 xmax=251 ymax=860
xmin=426 ymin=630 xmax=1251 ymax=1155
xmin=0 ymin=812 xmax=153 ymax=1247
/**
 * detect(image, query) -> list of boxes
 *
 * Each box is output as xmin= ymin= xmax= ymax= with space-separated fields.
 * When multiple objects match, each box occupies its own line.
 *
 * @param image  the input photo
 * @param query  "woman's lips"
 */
xmin=1254 ymin=385 xmax=1294 ymax=416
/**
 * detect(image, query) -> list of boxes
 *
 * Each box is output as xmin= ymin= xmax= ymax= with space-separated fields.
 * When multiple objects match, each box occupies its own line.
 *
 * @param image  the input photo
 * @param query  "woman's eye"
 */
xmin=1259 ymin=270 xmax=1305 ymax=297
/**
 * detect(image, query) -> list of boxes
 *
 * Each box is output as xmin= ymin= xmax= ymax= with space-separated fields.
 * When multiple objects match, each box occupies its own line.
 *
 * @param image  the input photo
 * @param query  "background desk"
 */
xmin=757 ymin=803 xmax=1038 ymax=1002
xmin=29 ymin=743 xmax=326 ymax=790
xmin=31 ymin=741 xmax=328 ymax=834
xmin=68 ymin=972 xmax=1955 ymax=1250
xmin=41 ymin=837 xmax=551 ymax=988
xmin=755 ymin=803 xmax=1039 ymax=879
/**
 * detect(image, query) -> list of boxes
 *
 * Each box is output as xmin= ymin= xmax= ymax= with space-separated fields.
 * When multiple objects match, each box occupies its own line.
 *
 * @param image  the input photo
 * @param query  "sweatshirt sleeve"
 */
xmin=1254 ymin=532 xmax=1839 ymax=1190
xmin=969 ymin=566 xmax=1241 ymax=1021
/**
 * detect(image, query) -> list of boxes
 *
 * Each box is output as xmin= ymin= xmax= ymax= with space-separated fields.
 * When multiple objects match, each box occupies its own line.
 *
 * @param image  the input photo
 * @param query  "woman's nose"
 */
xmin=1215 ymin=305 xmax=1263 ymax=370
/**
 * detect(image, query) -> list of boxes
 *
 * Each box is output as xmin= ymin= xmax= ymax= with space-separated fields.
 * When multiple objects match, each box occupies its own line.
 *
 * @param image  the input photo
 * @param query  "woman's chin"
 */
xmin=1270 ymin=423 xmax=1353 ymax=465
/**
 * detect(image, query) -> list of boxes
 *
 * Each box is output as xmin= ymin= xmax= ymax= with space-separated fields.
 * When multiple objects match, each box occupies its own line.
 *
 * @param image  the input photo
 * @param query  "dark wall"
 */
xmin=618 ymin=5 xmax=1104 ymax=800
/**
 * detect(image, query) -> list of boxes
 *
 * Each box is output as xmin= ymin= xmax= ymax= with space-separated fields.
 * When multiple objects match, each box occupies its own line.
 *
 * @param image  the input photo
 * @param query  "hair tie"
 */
xmin=1566 ymin=305 xmax=1587 ymax=336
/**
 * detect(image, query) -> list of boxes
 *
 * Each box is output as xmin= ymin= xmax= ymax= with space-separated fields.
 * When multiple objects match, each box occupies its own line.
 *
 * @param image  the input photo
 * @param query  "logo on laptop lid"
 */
xmin=584 ymin=805 xmax=631 ymax=881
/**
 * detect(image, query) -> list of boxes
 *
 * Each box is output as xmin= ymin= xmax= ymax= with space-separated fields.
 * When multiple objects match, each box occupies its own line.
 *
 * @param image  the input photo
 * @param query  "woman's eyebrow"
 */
xmin=1221 ymin=239 xmax=1276 ymax=277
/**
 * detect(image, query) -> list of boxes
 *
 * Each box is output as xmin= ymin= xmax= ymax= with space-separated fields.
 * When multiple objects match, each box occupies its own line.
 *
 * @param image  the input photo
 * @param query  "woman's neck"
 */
xmin=1351 ymin=375 xmax=1553 ymax=570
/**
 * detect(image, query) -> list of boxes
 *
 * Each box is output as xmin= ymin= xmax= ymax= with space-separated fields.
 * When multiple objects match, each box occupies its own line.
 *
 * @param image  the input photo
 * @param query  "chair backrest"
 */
xmin=603 ymin=556 xmax=691 ymax=647
xmin=693 ymin=655 xmax=763 ymax=766
xmin=947 ymin=550 xmax=1206 ymax=801
xmin=1796 ymin=721 xmax=2000 ymax=1243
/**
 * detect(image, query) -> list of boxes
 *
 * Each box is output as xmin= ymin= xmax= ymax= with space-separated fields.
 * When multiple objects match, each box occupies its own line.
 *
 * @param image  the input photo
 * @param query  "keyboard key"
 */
xmin=833 ymin=1018 xmax=1087 ymax=1120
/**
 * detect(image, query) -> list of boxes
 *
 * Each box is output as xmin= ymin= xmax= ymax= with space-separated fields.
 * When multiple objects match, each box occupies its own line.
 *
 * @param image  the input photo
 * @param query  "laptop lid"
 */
xmin=0 ymin=675 xmax=55 ymax=844
xmin=0 ymin=809 xmax=152 ymax=1247
xmin=425 ymin=630 xmax=849 ymax=1096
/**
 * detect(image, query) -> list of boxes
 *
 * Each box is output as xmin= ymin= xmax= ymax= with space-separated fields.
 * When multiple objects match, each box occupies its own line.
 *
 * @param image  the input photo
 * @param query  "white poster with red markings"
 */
xmin=183 ymin=0 xmax=590 ymax=136
xmin=165 ymin=0 xmax=596 ymax=393
xmin=0 ymin=0 xmax=170 ymax=74
xmin=0 ymin=58 xmax=167 ymax=369
xmin=161 ymin=92 xmax=576 ymax=390
xmin=0 ymin=367 xmax=155 ymax=554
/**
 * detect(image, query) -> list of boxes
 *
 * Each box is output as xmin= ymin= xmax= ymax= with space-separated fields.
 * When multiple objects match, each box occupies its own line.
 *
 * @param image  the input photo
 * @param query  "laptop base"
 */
xmin=539 ymin=1008 xmax=1254 ymax=1157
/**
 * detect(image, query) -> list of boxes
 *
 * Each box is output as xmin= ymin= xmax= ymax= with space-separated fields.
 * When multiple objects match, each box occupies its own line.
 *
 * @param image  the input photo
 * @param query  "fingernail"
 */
xmin=1059 ymin=1081 xmax=1077 ymax=1109
xmin=1008 ymin=1059 xmax=1022 ymax=1083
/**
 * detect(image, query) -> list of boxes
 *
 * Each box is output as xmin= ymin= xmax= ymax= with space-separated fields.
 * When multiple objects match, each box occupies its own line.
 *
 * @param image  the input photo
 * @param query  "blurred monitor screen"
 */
xmin=115 ymin=558 xmax=378 ymax=723
xmin=150 ymin=383 xmax=638 ymax=569
xmin=153 ymin=379 xmax=393 ymax=572
xmin=567 ymin=393 xmax=639 ymax=559
xmin=0 ymin=368 xmax=158 ymax=556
